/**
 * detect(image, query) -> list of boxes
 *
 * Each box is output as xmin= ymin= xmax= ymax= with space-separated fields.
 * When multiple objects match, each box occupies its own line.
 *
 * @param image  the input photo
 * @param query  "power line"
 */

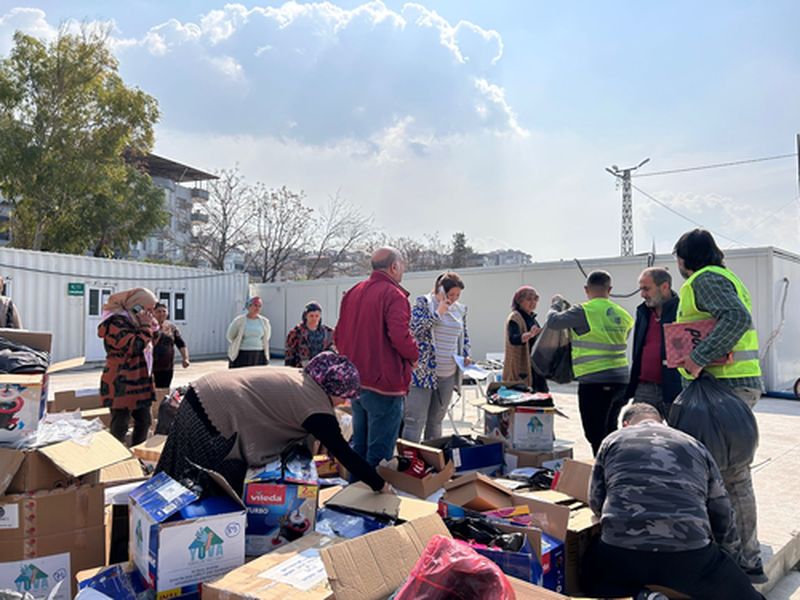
xmin=633 ymin=153 xmax=797 ymax=178
xmin=630 ymin=184 xmax=749 ymax=247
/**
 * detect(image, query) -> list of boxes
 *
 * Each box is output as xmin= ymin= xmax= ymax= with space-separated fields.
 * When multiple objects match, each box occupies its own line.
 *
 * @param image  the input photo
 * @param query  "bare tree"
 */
xmin=306 ymin=192 xmax=374 ymax=279
xmin=187 ymin=168 xmax=254 ymax=270
xmin=253 ymin=185 xmax=313 ymax=282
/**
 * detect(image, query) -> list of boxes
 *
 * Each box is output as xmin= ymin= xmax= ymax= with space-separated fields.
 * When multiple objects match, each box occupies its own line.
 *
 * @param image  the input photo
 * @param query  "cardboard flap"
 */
xmin=554 ymin=459 xmax=593 ymax=504
xmin=48 ymin=356 xmax=86 ymax=373
xmin=512 ymin=494 xmax=571 ymax=539
xmin=480 ymin=403 xmax=512 ymax=415
xmin=38 ymin=430 xmax=132 ymax=477
xmin=191 ymin=461 xmax=247 ymax=509
xmin=396 ymin=439 xmax=446 ymax=471
xmin=0 ymin=373 xmax=42 ymax=384
xmin=320 ymin=514 xmax=450 ymax=600
xmin=444 ymin=472 xmax=512 ymax=498
xmin=98 ymin=458 xmax=146 ymax=485
xmin=129 ymin=471 xmax=199 ymax=522
xmin=325 ymin=482 xmax=437 ymax=522
xmin=0 ymin=328 xmax=52 ymax=352
xmin=0 ymin=448 xmax=24 ymax=495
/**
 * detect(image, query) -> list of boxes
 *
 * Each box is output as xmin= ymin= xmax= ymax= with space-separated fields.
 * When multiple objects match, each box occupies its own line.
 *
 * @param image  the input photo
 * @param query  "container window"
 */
xmin=174 ymin=293 xmax=186 ymax=321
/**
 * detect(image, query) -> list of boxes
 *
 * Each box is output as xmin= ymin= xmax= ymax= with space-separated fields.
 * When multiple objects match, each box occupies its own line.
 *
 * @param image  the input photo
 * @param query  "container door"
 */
xmin=85 ymin=286 xmax=114 ymax=361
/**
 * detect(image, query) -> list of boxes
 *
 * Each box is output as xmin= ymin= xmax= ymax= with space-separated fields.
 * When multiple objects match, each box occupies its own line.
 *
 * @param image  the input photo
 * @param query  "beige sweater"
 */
xmin=192 ymin=366 xmax=334 ymax=466
xmin=226 ymin=314 xmax=271 ymax=361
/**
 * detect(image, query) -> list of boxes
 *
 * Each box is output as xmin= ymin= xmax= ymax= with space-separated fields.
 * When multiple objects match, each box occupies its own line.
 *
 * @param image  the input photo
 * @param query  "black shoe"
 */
xmin=745 ymin=566 xmax=768 ymax=584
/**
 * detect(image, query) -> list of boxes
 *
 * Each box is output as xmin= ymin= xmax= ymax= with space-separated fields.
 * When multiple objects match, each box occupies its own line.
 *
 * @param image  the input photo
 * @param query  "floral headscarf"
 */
xmin=511 ymin=286 xmax=539 ymax=312
xmin=304 ymin=351 xmax=361 ymax=399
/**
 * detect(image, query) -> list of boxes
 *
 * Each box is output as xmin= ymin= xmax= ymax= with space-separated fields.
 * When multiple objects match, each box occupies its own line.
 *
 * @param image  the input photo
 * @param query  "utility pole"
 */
xmin=606 ymin=158 xmax=650 ymax=256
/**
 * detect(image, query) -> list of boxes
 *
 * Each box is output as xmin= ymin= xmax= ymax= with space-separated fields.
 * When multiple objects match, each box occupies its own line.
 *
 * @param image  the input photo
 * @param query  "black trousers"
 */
xmin=581 ymin=539 xmax=764 ymax=600
xmin=153 ymin=369 xmax=174 ymax=388
xmin=229 ymin=350 xmax=268 ymax=369
xmin=577 ymin=382 xmax=627 ymax=456
xmin=109 ymin=405 xmax=151 ymax=446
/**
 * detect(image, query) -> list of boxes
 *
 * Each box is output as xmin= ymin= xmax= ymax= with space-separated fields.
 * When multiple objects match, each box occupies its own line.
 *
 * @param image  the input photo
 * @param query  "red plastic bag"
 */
xmin=395 ymin=535 xmax=516 ymax=600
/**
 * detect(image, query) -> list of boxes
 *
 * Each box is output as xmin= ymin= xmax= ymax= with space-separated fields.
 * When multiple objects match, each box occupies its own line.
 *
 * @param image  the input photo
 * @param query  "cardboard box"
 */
xmin=0 ymin=430 xmax=133 ymax=495
xmin=131 ymin=434 xmax=168 ymax=464
xmin=51 ymin=388 xmax=101 ymax=413
xmin=98 ymin=458 xmax=147 ymax=487
xmin=377 ymin=439 xmax=455 ymax=499
xmin=204 ymin=532 xmax=342 ymax=599
xmin=243 ymin=458 xmax=319 ymax=556
xmin=442 ymin=472 xmax=514 ymax=511
xmin=319 ymin=513 xmax=567 ymax=600
xmin=323 ymin=482 xmax=438 ymax=522
xmin=128 ymin=470 xmax=247 ymax=595
xmin=0 ymin=330 xmax=80 ymax=444
xmin=503 ymin=443 xmax=574 ymax=469
xmin=320 ymin=513 xmax=449 ymax=600
xmin=426 ymin=436 xmax=504 ymax=474
xmin=483 ymin=403 xmax=566 ymax=451
xmin=0 ymin=485 xmax=106 ymax=599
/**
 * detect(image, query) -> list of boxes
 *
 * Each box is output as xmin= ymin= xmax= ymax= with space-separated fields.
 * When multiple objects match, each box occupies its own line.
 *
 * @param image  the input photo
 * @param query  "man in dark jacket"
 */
xmin=334 ymin=247 xmax=419 ymax=466
xmin=625 ymin=267 xmax=682 ymax=418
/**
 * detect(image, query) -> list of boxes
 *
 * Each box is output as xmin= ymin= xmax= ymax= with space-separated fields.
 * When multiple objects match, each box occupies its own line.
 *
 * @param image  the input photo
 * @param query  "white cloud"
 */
xmin=0 ymin=7 xmax=55 ymax=54
xmin=106 ymin=1 xmax=521 ymax=148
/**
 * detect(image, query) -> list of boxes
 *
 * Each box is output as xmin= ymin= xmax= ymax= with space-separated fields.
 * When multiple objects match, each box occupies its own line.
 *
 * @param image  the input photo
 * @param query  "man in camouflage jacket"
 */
xmin=581 ymin=403 xmax=764 ymax=600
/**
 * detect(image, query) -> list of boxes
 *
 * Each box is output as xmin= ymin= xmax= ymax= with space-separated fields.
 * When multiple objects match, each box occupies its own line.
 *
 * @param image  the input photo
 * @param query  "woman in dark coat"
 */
xmin=98 ymin=287 xmax=158 ymax=446
xmin=284 ymin=301 xmax=335 ymax=367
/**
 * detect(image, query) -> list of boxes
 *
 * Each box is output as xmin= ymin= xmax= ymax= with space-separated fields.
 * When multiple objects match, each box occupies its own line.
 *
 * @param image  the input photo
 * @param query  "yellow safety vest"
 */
xmin=571 ymin=298 xmax=633 ymax=378
xmin=676 ymin=265 xmax=761 ymax=380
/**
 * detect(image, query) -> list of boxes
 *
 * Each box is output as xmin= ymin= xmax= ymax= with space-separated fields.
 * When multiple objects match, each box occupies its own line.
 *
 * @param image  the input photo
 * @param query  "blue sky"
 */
xmin=2 ymin=1 xmax=799 ymax=259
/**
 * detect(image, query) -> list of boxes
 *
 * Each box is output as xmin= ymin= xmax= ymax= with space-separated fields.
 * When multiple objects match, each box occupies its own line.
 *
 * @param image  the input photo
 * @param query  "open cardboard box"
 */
xmin=0 ymin=329 xmax=85 ymax=444
xmin=51 ymin=387 xmax=101 ymax=413
xmin=319 ymin=513 xmax=568 ymax=600
xmin=204 ymin=532 xmax=342 ymax=599
xmin=0 ymin=429 xmax=133 ymax=495
xmin=425 ymin=435 xmax=504 ymax=474
xmin=442 ymin=472 xmax=514 ymax=511
xmin=482 ymin=402 xmax=568 ymax=452
xmin=323 ymin=481 xmax=438 ymax=523
xmin=377 ymin=439 xmax=455 ymax=499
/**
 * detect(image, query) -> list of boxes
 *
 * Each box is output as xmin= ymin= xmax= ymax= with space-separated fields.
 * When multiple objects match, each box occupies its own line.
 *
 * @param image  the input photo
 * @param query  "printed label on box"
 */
xmin=0 ymin=552 xmax=70 ymax=600
xmin=158 ymin=479 xmax=190 ymax=504
xmin=0 ymin=504 xmax=19 ymax=529
xmin=155 ymin=514 xmax=246 ymax=591
xmin=258 ymin=548 xmax=327 ymax=591
xmin=452 ymin=448 xmax=462 ymax=468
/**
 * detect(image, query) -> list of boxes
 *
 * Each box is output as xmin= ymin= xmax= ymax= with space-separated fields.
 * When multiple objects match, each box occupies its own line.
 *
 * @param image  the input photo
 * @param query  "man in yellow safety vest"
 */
xmin=673 ymin=228 xmax=766 ymax=584
xmin=546 ymin=270 xmax=633 ymax=456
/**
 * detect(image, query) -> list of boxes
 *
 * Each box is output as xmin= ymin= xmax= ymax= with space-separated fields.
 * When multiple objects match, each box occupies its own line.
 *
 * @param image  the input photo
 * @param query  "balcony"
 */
xmin=191 ymin=211 xmax=209 ymax=223
xmin=191 ymin=188 xmax=210 ymax=202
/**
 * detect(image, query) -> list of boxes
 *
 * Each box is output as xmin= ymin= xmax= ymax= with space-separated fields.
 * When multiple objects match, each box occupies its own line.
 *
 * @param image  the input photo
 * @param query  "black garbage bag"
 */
xmin=0 ymin=337 xmax=50 ymax=373
xmin=531 ymin=299 xmax=573 ymax=384
xmin=155 ymin=386 xmax=188 ymax=435
xmin=668 ymin=373 xmax=759 ymax=472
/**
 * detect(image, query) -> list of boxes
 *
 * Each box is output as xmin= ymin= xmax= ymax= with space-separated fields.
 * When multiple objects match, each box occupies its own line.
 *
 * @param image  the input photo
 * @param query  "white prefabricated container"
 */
xmin=252 ymin=246 xmax=800 ymax=393
xmin=0 ymin=247 xmax=249 ymax=362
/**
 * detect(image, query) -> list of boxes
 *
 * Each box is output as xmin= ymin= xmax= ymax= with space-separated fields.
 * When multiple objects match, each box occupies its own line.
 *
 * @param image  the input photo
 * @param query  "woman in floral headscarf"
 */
xmin=285 ymin=301 xmax=335 ymax=368
xmin=156 ymin=352 xmax=389 ymax=494
xmin=98 ymin=287 xmax=158 ymax=446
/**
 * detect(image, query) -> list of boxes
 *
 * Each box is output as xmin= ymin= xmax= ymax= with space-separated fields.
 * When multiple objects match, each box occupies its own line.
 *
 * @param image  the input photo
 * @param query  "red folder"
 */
xmin=663 ymin=319 xmax=733 ymax=368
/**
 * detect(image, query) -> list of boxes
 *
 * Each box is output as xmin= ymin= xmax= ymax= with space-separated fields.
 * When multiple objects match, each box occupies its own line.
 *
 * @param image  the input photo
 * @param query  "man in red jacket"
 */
xmin=335 ymin=247 xmax=419 ymax=466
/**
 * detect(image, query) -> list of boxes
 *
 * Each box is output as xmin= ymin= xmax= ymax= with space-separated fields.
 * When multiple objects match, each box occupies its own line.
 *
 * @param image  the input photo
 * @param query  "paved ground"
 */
xmin=50 ymin=360 xmax=800 ymax=598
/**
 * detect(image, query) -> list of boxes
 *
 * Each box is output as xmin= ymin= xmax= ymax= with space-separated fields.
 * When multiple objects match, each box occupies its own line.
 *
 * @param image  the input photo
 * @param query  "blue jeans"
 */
xmin=351 ymin=390 xmax=404 ymax=467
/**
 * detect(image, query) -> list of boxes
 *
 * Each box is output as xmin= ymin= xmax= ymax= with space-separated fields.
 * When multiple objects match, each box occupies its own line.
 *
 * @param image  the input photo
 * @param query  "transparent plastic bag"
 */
xmin=394 ymin=535 xmax=516 ymax=600
xmin=668 ymin=373 xmax=759 ymax=471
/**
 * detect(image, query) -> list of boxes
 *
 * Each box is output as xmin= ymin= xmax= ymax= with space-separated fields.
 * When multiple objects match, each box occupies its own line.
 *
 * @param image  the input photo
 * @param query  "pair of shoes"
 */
xmin=635 ymin=591 xmax=669 ymax=600
xmin=745 ymin=566 xmax=769 ymax=584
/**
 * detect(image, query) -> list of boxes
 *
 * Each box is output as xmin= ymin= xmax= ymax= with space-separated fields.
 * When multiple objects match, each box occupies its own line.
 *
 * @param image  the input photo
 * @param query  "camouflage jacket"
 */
xmin=589 ymin=421 xmax=741 ymax=556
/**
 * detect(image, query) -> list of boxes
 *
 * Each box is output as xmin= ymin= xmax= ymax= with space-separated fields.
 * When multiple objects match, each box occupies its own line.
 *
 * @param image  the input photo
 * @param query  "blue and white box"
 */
xmin=128 ymin=470 xmax=246 ymax=596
